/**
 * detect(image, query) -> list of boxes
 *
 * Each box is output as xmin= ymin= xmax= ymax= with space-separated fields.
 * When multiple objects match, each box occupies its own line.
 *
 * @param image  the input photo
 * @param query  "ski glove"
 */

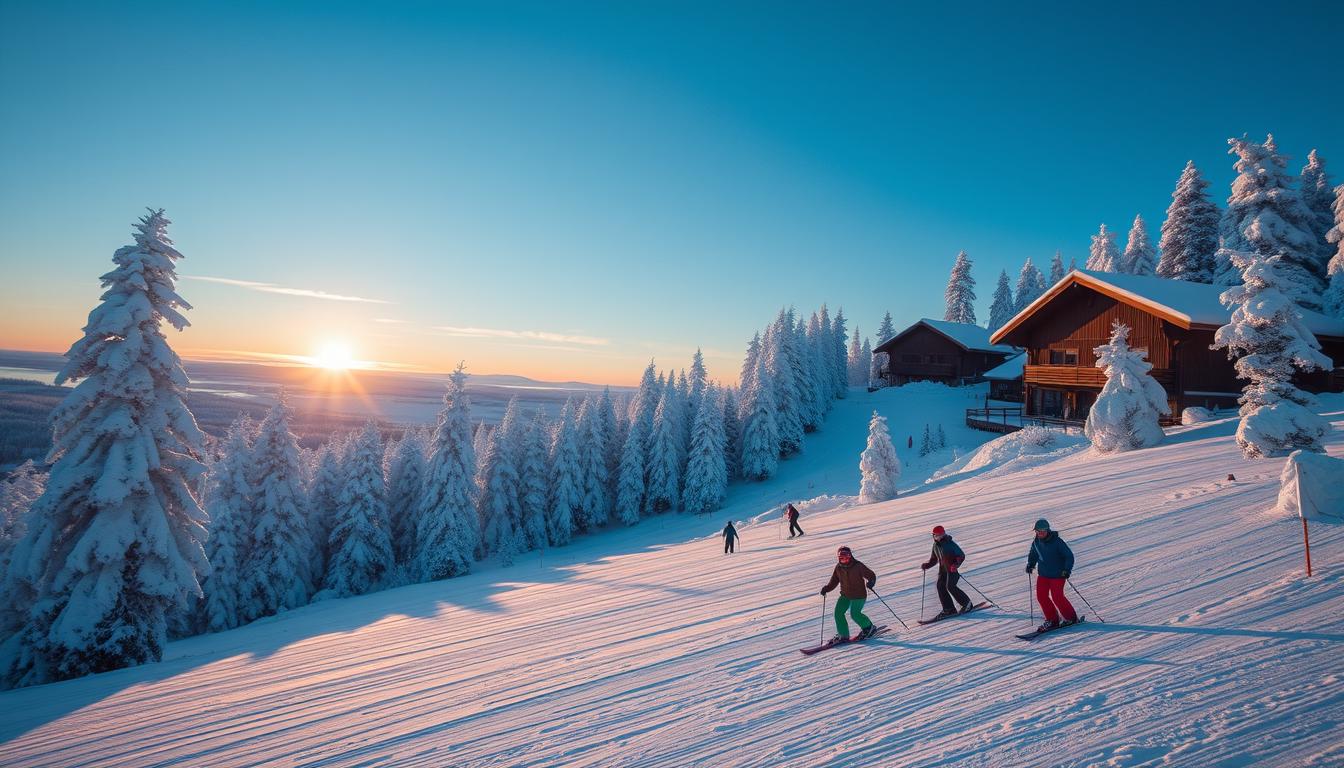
xmin=921 ymin=562 xmax=933 ymax=571
xmin=1025 ymin=565 xmax=1034 ymax=574
xmin=948 ymin=565 xmax=958 ymax=573
xmin=866 ymin=579 xmax=876 ymax=590
xmin=1061 ymin=570 xmax=1070 ymax=579
xmin=820 ymin=587 xmax=828 ymax=596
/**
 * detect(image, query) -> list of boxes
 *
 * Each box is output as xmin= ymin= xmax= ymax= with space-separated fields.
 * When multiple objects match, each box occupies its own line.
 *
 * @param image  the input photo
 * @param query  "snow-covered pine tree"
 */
xmin=859 ymin=337 xmax=872 ymax=388
xmin=858 ymin=412 xmax=901 ymax=503
xmin=871 ymin=312 xmax=895 ymax=390
xmin=738 ymin=333 xmax=761 ymax=403
xmin=517 ymin=412 xmax=550 ymax=551
xmin=806 ymin=311 xmax=834 ymax=417
xmin=1083 ymin=322 xmax=1170 ymax=453
xmin=1069 ymin=256 xmax=1078 ymax=272
xmin=920 ymin=425 xmax=932 ymax=456
xmin=1325 ymin=185 xmax=1344 ymax=319
xmin=548 ymin=399 xmax=583 ymax=541
xmin=321 ymin=423 xmax=394 ymax=598
xmin=1215 ymin=135 xmax=1326 ymax=311
xmin=1213 ymin=250 xmax=1333 ymax=457
xmin=791 ymin=312 xmax=822 ymax=431
xmin=645 ymin=387 xmax=682 ymax=514
xmin=597 ymin=387 xmax=621 ymax=492
xmin=1300 ymin=150 xmax=1336 ymax=283
xmin=689 ymin=349 xmax=708 ymax=410
xmin=721 ymin=388 xmax=742 ymax=480
xmin=1156 ymin=161 xmax=1220 ymax=282
xmin=765 ymin=313 xmax=804 ymax=457
xmin=415 ymin=365 xmax=477 ymax=581
xmin=0 ymin=461 xmax=45 ymax=561
xmin=385 ymin=428 xmax=428 ymax=566
xmin=1049 ymin=251 xmax=1066 ymax=284
xmin=1121 ymin=214 xmax=1157 ymax=276
xmin=1087 ymin=224 xmax=1121 ymax=272
xmin=1 ymin=209 xmax=209 ymax=688
xmin=479 ymin=400 xmax=523 ymax=565
xmin=988 ymin=269 xmax=1016 ymax=331
xmin=307 ymin=440 xmax=344 ymax=579
xmin=472 ymin=423 xmax=491 ymax=470
xmin=576 ymin=397 xmax=611 ymax=529
xmin=614 ymin=417 xmax=646 ymax=527
xmin=847 ymin=324 xmax=865 ymax=386
xmin=739 ymin=353 xmax=780 ymax=481
xmin=830 ymin=307 xmax=849 ymax=400
xmin=200 ymin=421 xmax=252 ymax=633
xmin=683 ymin=386 xmax=728 ymax=514
xmin=935 ymin=424 xmax=946 ymax=450
xmin=241 ymin=397 xmax=314 ymax=621
xmin=1014 ymin=258 xmax=1047 ymax=313
xmin=943 ymin=251 xmax=977 ymax=324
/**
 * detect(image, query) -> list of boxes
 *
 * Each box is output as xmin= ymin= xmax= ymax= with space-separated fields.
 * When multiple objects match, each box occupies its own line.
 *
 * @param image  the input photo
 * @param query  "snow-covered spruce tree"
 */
xmin=943 ymin=251 xmax=977 ymax=324
xmin=200 ymin=421 xmax=253 ymax=633
xmin=548 ymin=399 xmax=583 ymax=541
xmin=920 ymin=425 xmax=932 ymax=456
xmin=765 ymin=313 xmax=804 ymax=457
xmin=1157 ymin=161 xmax=1220 ymax=282
xmin=1215 ymin=135 xmax=1326 ymax=311
xmin=1300 ymin=150 xmax=1336 ymax=281
xmin=689 ymin=349 xmax=708 ymax=410
xmin=630 ymin=361 xmax=659 ymax=454
xmin=935 ymin=424 xmax=946 ymax=451
xmin=478 ymin=401 xmax=523 ymax=564
xmin=1213 ymin=251 xmax=1333 ymax=458
xmin=683 ymin=386 xmax=728 ymax=514
xmin=414 ymin=365 xmax=477 ymax=581
xmin=320 ymin=423 xmax=394 ymax=598
xmin=0 ymin=461 xmax=45 ymax=564
xmin=830 ymin=307 xmax=849 ymax=400
xmin=597 ymin=387 xmax=621 ymax=492
xmin=1014 ymin=258 xmax=1047 ymax=313
xmin=848 ymin=324 xmax=865 ymax=386
xmin=806 ymin=311 xmax=834 ymax=417
xmin=791 ymin=313 xmax=822 ymax=431
xmin=385 ymin=428 xmax=428 ymax=566
xmin=859 ymin=337 xmax=872 ymax=387
xmin=871 ymin=312 xmax=895 ymax=390
xmin=721 ymin=388 xmax=742 ymax=480
xmin=988 ymin=269 xmax=1016 ymax=331
xmin=1325 ymin=185 xmax=1344 ymax=319
xmin=577 ymin=398 xmax=611 ymax=529
xmin=1049 ymin=251 xmax=1066 ymax=284
xmin=614 ymin=417 xmax=647 ymax=527
xmin=1087 ymin=224 xmax=1121 ymax=272
xmin=518 ymin=412 xmax=550 ymax=551
xmin=0 ymin=209 xmax=210 ymax=688
xmin=645 ymin=387 xmax=682 ymax=514
xmin=739 ymin=353 xmax=780 ymax=481
xmin=1084 ymin=322 xmax=1170 ymax=453
xmin=858 ymin=412 xmax=900 ymax=503
xmin=307 ymin=440 xmax=345 ymax=579
xmin=240 ymin=397 xmax=312 ymax=621
xmin=1121 ymin=214 xmax=1157 ymax=276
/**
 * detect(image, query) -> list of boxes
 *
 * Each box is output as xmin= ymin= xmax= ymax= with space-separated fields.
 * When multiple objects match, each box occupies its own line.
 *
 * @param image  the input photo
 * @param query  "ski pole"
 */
xmin=1067 ymin=579 xmax=1105 ymax=623
xmin=868 ymin=588 xmax=909 ymax=631
xmin=956 ymin=572 xmax=999 ymax=609
xmin=1028 ymin=572 xmax=1034 ymax=626
xmin=920 ymin=569 xmax=927 ymax=622
xmin=820 ymin=594 xmax=828 ymax=645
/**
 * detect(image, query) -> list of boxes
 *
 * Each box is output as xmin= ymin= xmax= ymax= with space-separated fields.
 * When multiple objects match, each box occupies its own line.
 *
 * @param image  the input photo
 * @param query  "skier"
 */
xmin=1025 ymin=518 xmax=1078 ymax=631
xmin=786 ymin=503 xmax=805 ymax=538
xmin=722 ymin=521 xmax=739 ymax=554
xmin=819 ymin=546 xmax=878 ymax=642
xmin=921 ymin=525 xmax=972 ymax=618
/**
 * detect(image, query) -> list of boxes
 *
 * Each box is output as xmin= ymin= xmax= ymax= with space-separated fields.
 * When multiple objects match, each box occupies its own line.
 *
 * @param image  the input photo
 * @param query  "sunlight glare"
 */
xmin=313 ymin=341 xmax=355 ymax=370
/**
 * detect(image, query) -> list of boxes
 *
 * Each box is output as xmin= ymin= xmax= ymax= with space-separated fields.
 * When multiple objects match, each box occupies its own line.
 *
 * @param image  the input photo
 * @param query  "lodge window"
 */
xmin=1048 ymin=349 xmax=1079 ymax=366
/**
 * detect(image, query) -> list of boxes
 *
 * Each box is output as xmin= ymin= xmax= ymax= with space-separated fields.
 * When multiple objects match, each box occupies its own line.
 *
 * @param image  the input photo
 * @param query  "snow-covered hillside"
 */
xmin=3 ymin=387 xmax=1342 ymax=768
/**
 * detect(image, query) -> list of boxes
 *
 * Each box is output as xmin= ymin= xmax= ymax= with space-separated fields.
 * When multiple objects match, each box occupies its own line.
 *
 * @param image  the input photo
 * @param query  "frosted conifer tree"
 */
xmin=1324 ymin=185 xmax=1344 ymax=319
xmin=0 ymin=461 xmax=45 ymax=570
xmin=689 ymin=349 xmax=708 ymax=411
xmin=415 ymin=365 xmax=477 ymax=581
xmin=385 ymin=429 xmax=428 ymax=565
xmin=241 ymin=397 xmax=313 ymax=621
xmin=200 ymin=422 xmax=252 ymax=633
xmin=920 ymin=425 xmax=932 ymax=456
xmin=321 ymin=424 xmax=394 ymax=597
xmin=943 ymin=251 xmax=977 ymax=324
xmin=859 ymin=338 xmax=872 ymax=387
xmin=577 ymin=398 xmax=611 ymax=529
xmin=597 ymin=387 xmax=621 ymax=489
xmin=479 ymin=402 xmax=523 ymax=565
xmin=935 ymin=424 xmax=946 ymax=450
xmin=1084 ymin=322 xmax=1171 ymax=453
xmin=1 ymin=210 xmax=210 ymax=688
xmin=614 ymin=417 xmax=646 ymax=526
xmin=1014 ymin=258 xmax=1047 ymax=313
xmin=858 ymin=412 xmax=900 ymax=503
xmin=1213 ymin=251 xmax=1333 ymax=457
xmin=630 ymin=362 xmax=659 ymax=450
xmin=1049 ymin=251 xmax=1066 ymax=284
xmin=871 ymin=312 xmax=895 ymax=390
xmin=548 ymin=400 xmax=583 ymax=541
xmin=988 ymin=269 xmax=1016 ymax=331
xmin=645 ymin=388 xmax=682 ymax=514
xmin=683 ymin=386 xmax=728 ymax=514
xmin=518 ymin=412 xmax=550 ymax=551
xmin=1215 ymin=135 xmax=1325 ymax=311
xmin=765 ymin=314 xmax=804 ymax=457
xmin=739 ymin=354 xmax=780 ymax=480
xmin=738 ymin=334 xmax=761 ymax=400
xmin=830 ymin=307 xmax=850 ymax=400
xmin=1300 ymin=150 xmax=1335 ymax=280
xmin=1156 ymin=161 xmax=1220 ymax=282
xmin=791 ymin=313 xmax=822 ymax=431
xmin=307 ymin=441 xmax=345 ymax=578
xmin=1121 ymin=215 xmax=1157 ymax=275
xmin=806 ymin=312 xmax=834 ymax=417
xmin=721 ymin=388 xmax=742 ymax=480
xmin=1087 ymin=224 xmax=1121 ymax=272
xmin=847 ymin=324 xmax=865 ymax=386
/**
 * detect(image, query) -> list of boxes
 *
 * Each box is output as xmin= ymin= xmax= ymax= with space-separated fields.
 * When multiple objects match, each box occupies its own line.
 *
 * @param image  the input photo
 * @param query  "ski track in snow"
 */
xmin=3 ymin=386 xmax=1343 ymax=768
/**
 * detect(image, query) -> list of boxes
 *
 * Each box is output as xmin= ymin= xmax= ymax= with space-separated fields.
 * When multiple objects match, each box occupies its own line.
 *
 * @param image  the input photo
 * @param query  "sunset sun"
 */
xmin=312 ymin=341 xmax=355 ymax=370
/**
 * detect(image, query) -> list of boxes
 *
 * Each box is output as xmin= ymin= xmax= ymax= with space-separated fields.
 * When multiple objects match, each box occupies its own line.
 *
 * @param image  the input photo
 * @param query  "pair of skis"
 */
xmin=915 ymin=601 xmax=991 ymax=625
xmin=1015 ymin=615 xmax=1086 ymax=641
xmin=799 ymin=625 xmax=892 ymax=655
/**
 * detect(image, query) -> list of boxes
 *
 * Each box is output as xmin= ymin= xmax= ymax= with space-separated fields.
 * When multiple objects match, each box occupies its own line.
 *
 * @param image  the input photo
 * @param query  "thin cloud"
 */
xmin=183 ymin=275 xmax=392 ymax=304
xmin=432 ymin=326 xmax=609 ymax=347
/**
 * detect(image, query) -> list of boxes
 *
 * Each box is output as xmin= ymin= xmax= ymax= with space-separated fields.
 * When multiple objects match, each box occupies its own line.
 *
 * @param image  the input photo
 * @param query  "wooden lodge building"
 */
xmin=873 ymin=318 xmax=1018 ymax=387
xmin=989 ymin=270 xmax=1344 ymax=421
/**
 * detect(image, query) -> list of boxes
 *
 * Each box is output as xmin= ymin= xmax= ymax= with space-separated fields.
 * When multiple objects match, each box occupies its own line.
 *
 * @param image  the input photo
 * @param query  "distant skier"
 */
xmin=921 ymin=525 xmax=972 ymax=618
xmin=786 ymin=503 xmax=805 ymax=538
xmin=1025 ymin=518 xmax=1078 ymax=631
xmin=819 ymin=546 xmax=878 ymax=642
xmin=723 ymin=521 xmax=739 ymax=554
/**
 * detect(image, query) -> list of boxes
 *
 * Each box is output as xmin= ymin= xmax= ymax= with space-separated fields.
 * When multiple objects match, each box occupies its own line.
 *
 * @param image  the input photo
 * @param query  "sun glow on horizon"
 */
xmin=311 ymin=340 xmax=356 ymax=370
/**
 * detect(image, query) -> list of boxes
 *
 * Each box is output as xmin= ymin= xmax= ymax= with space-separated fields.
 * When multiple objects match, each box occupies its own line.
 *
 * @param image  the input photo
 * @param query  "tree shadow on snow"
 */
xmin=1087 ymin=622 xmax=1344 ymax=644
xmin=884 ymin=637 xmax=1178 ymax=667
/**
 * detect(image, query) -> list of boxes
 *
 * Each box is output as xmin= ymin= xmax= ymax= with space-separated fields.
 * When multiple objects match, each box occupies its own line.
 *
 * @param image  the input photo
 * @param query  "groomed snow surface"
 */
xmin=3 ymin=385 xmax=1343 ymax=768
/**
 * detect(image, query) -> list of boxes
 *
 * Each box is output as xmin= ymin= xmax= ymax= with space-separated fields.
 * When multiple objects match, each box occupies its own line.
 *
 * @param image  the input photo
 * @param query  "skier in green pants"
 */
xmin=819 ymin=546 xmax=878 ymax=642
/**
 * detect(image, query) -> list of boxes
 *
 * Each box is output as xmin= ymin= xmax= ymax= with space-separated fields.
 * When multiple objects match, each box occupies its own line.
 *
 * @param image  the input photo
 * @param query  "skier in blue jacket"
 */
xmin=1025 ymin=518 xmax=1078 ymax=630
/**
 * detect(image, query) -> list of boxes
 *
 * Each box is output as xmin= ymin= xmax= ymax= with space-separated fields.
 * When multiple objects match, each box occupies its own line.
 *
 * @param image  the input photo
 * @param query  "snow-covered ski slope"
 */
xmin=4 ymin=387 xmax=1343 ymax=768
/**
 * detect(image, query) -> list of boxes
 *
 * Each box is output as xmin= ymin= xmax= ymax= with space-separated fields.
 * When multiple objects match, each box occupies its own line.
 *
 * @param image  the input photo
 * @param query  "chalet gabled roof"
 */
xmin=989 ymin=270 xmax=1344 ymax=344
xmin=983 ymin=352 xmax=1025 ymax=380
xmin=874 ymin=318 xmax=1018 ymax=356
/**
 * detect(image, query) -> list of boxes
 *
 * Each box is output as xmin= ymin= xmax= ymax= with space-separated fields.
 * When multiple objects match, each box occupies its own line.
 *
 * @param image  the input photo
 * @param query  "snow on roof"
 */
xmin=991 ymin=270 xmax=1344 ymax=343
xmin=910 ymin=318 xmax=1019 ymax=354
xmin=982 ymin=352 xmax=1025 ymax=380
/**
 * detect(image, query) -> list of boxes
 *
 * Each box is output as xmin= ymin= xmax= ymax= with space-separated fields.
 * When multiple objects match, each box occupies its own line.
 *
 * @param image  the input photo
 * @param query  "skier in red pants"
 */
xmin=1025 ymin=518 xmax=1077 ymax=631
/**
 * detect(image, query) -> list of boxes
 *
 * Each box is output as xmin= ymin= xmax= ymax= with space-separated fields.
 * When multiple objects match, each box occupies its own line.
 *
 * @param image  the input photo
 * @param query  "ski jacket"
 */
xmin=786 ymin=504 xmax=799 ymax=522
xmin=923 ymin=536 xmax=965 ymax=571
xmin=1027 ymin=532 xmax=1074 ymax=578
xmin=822 ymin=559 xmax=877 ymax=599
xmin=722 ymin=524 xmax=738 ymax=541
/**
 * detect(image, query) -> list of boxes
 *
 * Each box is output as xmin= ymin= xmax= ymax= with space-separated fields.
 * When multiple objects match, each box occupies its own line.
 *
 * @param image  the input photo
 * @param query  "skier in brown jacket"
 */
xmin=819 ymin=546 xmax=878 ymax=642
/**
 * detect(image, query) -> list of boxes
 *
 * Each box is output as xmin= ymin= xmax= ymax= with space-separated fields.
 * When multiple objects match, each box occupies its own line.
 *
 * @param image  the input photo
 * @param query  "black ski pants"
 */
xmin=788 ymin=520 xmax=804 ymax=537
xmin=724 ymin=537 xmax=736 ymax=554
xmin=936 ymin=570 xmax=970 ymax=613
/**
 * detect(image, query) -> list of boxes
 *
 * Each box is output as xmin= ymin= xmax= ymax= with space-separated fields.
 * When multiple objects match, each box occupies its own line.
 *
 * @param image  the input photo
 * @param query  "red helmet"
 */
xmin=932 ymin=525 xmax=946 ymax=537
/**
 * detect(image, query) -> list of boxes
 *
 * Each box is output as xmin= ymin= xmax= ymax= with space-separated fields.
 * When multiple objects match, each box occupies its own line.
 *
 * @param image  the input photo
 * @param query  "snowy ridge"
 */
xmin=2 ymin=389 xmax=1342 ymax=767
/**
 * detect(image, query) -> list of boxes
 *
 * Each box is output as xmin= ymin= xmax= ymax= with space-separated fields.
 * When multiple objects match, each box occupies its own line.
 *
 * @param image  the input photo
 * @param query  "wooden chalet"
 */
xmin=873 ymin=318 xmax=1018 ymax=387
xmin=983 ymin=352 xmax=1025 ymax=402
xmin=989 ymin=270 xmax=1344 ymax=421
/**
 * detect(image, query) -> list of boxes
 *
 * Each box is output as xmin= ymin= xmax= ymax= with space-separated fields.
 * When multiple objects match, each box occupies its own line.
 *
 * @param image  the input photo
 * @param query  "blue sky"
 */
xmin=1 ymin=0 xmax=1340 ymax=384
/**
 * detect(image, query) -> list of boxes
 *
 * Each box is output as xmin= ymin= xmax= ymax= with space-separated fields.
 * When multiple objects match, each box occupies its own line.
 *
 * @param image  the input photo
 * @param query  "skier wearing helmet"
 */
xmin=819 ymin=546 xmax=878 ymax=643
xmin=921 ymin=525 xmax=972 ymax=618
xmin=1025 ymin=518 xmax=1078 ymax=631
